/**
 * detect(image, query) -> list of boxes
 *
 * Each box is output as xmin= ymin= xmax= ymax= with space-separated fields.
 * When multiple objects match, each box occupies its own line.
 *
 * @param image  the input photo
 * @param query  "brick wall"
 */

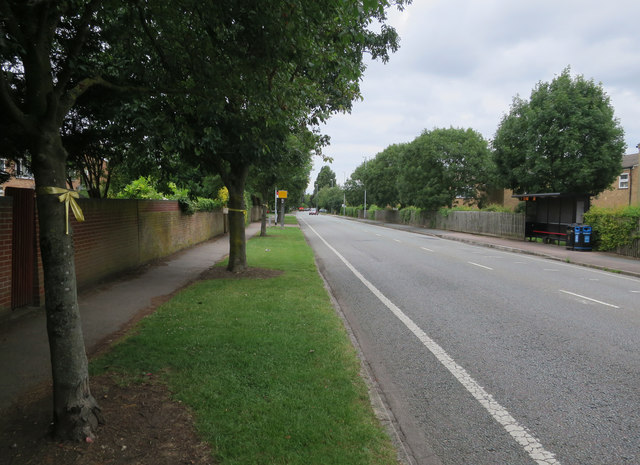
xmin=0 ymin=197 xmax=13 ymax=311
xmin=137 ymin=200 xmax=225 ymax=263
xmin=592 ymin=167 xmax=640 ymax=209
xmin=0 ymin=197 xmax=228 ymax=315
xmin=73 ymin=199 xmax=140 ymax=289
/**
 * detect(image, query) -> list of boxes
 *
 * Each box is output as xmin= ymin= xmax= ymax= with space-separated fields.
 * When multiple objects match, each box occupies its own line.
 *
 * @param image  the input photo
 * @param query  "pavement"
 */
xmin=1 ymin=217 xmax=638 ymax=413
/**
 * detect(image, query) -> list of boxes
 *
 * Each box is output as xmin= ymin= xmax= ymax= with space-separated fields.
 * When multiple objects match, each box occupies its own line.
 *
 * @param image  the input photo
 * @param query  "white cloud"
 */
xmin=306 ymin=0 xmax=640 ymax=192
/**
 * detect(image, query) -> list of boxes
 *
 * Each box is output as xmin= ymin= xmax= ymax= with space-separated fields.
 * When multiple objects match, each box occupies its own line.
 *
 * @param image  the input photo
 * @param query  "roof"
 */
xmin=622 ymin=153 xmax=639 ymax=169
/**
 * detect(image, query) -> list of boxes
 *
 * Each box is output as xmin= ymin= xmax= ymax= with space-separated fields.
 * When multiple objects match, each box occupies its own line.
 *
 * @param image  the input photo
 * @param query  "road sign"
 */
xmin=277 ymin=190 xmax=288 ymax=199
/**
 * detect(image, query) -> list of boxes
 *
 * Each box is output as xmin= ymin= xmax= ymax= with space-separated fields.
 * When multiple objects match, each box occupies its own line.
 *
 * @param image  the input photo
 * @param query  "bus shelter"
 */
xmin=512 ymin=193 xmax=590 ymax=244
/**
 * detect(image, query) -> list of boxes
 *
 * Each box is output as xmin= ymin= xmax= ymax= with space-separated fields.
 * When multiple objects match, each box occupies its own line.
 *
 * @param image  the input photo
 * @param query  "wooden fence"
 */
xmin=374 ymin=209 xmax=525 ymax=239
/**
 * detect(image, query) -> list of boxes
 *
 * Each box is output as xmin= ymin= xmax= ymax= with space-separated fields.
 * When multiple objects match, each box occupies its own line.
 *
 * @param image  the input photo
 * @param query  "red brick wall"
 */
xmin=0 ymin=197 xmax=13 ymax=311
xmin=1 ymin=198 xmax=228 ymax=315
xmin=71 ymin=199 xmax=225 ymax=290
xmin=138 ymin=201 xmax=225 ymax=263
xmin=72 ymin=199 xmax=140 ymax=289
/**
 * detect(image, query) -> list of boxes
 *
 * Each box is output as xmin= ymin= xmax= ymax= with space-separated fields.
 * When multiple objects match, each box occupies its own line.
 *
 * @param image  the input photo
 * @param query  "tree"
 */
xmin=315 ymin=165 xmax=337 ymax=190
xmin=493 ymin=67 xmax=625 ymax=195
xmin=248 ymin=130 xmax=316 ymax=235
xmin=364 ymin=144 xmax=404 ymax=207
xmin=0 ymin=0 xmax=140 ymax=440
xmin=317 ymin=185 xmax=344 ymax=212
xmin=398 ymin=127 xmax=492 ymax=210
xmin=133 ymin=0 xmax=406 ymax=271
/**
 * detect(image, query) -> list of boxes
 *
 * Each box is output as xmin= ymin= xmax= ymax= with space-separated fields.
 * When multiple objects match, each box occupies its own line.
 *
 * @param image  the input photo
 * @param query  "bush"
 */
xmin=343 ymin=206 xmax=360 ymax=218
xmin=583 ymin=206 xmax=640 ymax=250
xmin=399 ymin=206 xmax=421 ymax=223
xmin=366 ymin=204 xmax=381 ymax=220
xmin=115 ymin=176 xmax=164 ymax=199
xmin=481 ymin=203 xmax=513 ymax=213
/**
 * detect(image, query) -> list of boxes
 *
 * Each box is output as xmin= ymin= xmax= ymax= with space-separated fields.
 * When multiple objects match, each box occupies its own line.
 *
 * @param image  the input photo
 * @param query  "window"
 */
xmin=619 ymin=172 xmax=629 ymax=189
xmin=14 ymin=160 xmax=33 ymax=179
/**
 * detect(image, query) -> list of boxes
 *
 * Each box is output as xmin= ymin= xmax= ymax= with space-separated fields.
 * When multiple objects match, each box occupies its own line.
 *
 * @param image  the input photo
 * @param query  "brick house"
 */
xmin=1 ymin=158 xmax=81 ymax=195
xmin=591 ymin=149 xmax=640 ymax=209
xmin=0 ymin=158 xmax=35 ymax=195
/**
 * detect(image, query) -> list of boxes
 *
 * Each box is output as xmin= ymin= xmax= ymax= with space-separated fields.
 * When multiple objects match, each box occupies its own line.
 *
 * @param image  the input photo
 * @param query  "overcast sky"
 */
xmin=307 ymin=0 xmax=640 ymax=192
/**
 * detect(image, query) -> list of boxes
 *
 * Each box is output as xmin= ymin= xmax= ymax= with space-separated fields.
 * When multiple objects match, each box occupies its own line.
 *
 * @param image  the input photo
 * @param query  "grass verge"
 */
xmin=91 ymin=226 xmax=399 ymax=465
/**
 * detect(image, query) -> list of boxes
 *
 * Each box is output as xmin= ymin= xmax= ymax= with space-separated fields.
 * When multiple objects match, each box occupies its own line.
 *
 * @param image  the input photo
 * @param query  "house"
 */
xmin=1 ymin=158 xmax=81 ymax=195
xmin=591 ymin=149 xmax=640 ymax=209
xmin=0 ymin=158 xmax=35 ymax=195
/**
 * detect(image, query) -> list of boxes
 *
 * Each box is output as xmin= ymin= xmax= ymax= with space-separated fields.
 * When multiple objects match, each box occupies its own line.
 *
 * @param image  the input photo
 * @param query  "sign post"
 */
xmin=277 ymin=190 xmax=288 ymax=229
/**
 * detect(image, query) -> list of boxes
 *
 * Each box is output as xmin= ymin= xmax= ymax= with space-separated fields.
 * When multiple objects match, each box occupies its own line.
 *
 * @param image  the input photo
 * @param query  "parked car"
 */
xmin=309 ymin=209 xmax=318 ymax=215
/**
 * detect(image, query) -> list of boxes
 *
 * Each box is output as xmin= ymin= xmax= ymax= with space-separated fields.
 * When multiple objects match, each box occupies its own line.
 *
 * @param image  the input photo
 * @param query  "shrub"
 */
xmin=481 ymin=203 xmax=513 ymax=213
xmin=399 ymin=206 xmax=421 ymax=223
xmin=115 ymin=176 xmax=164 ymax=199
xmin=343 ymin=206 xmax=360 ymax=218
xmin=583 ymin=206 xmax=640 ymax=250
xmin=366 ymin=204 xmax=381 ymax=220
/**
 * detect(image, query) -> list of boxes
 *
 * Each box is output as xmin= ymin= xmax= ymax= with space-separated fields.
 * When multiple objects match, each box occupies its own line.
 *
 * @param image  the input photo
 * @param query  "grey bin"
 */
xmin=566 ymin=224 xmax=581 ymax=250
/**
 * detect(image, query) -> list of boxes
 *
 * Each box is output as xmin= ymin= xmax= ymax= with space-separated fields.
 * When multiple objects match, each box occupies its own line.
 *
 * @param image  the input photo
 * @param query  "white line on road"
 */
xmin=559 ymin=290 xmax=620 ymax=308
xmin=304 ymin=220 xmax=559 ymax=465
xmin=468 ymin=261 xmax=493 ymax=270
xmin=420 ymin=247 xmax=433 ymax=252
xmin=394 ymin=239 xmax=402 ymax=243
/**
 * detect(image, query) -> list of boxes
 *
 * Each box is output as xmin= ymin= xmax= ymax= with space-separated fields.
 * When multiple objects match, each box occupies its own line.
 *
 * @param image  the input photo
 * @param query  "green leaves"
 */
xmin=398 ymin=127 xmax=492 ymax=210
xmin=493 ymin=67 xmax=625 ymax=195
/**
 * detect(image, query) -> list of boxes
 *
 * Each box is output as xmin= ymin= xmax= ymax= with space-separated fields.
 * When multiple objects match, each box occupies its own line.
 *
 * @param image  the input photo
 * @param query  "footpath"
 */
xmin=0 ymin=222 xmax=262 ymax=412
xmin=2 ymin=218 xmax=639 ymax=413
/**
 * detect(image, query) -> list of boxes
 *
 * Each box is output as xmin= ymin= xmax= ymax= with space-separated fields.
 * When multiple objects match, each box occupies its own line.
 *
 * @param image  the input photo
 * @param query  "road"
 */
xmin=298 ymin=214 xmax=640 ymax=465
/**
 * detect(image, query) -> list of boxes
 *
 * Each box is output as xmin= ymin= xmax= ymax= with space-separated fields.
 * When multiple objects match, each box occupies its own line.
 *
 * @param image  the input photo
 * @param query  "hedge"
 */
xmin=583 ymin=206 xmax=640 ymax=251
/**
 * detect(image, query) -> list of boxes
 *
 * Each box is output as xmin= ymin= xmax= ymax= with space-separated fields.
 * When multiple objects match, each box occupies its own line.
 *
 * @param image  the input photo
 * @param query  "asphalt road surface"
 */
xmin=299 ymin=214 xmax=640 ymax=465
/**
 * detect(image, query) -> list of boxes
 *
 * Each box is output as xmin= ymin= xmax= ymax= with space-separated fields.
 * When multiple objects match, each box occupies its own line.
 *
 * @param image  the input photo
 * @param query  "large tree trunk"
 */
xmin=33 ymin=132 xmax=103 ymax=441
xmin=226 ymin=164 xmax=249 ymax=272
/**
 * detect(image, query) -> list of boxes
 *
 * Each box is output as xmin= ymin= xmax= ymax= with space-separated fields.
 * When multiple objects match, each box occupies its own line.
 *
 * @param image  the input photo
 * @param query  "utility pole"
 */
xmin=363 ymin=157 xmax=367 ymax=219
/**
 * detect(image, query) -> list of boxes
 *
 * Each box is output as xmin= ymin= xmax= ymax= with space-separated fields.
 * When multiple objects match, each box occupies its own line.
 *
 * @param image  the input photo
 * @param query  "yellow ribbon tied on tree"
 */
xmin=38 ymin=187 xmax=85 ymax=235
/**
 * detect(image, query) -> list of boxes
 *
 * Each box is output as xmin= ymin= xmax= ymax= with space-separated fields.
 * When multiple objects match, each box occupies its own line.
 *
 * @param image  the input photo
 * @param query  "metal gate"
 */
xmin=7 ymin=187 xmax=36 ymax=309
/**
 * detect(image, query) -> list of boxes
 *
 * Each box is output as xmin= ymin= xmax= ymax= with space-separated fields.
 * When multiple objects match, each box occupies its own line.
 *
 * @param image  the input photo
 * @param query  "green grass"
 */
xmin=91 ymin=227 xmax=398 ymax=465
xmin=284 ymin=214 xmax=298 ymax=224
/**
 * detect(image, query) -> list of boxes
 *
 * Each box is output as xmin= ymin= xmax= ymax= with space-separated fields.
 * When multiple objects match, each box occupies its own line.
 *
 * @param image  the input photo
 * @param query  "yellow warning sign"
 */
xmin=277 ymin=190 xmax=288 ymax=199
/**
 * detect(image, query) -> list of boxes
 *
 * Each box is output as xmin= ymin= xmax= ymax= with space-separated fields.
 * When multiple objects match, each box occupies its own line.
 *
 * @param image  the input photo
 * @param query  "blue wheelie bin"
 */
xmin=578 ymin=225 xmax=592 ymax=251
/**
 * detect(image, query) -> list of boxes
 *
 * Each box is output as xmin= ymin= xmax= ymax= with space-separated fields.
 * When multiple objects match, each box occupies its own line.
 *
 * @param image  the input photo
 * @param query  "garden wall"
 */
xmin=1 ymin=196 xmax=230 ymax=316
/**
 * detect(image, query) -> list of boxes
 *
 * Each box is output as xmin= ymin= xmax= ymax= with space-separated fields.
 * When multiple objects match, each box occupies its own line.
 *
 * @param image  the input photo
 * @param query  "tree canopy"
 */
xmin=493 ymin=67 xmax=625 ymax=195
xmin=315 ymin=165 xmax=338 ymax=191
xmin=398 ymin=127 xmax=492 ymax=210
xmin=0 ymin=0 xmax=409 ymax=441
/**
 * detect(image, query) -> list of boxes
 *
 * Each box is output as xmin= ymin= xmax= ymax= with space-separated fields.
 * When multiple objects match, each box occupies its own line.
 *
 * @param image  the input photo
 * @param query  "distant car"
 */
xmin=309 ymin=209 xmax=318 ymax=215
xmin=319 ymin=208 xmax=327 ymax=213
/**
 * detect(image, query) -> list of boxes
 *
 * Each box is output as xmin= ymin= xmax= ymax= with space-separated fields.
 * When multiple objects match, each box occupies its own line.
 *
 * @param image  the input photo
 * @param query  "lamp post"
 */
xmin=363 ymin=157 xmax=367 ymax=219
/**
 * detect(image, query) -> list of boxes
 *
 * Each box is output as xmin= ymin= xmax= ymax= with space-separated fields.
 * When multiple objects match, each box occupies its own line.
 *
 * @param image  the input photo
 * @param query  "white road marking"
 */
xmin=420 ymin=247 xmax=433 ymax=252
xmin=304 ymin=220 xmax=559 ymax=465
xmin=559 ymin=290 xmax=620 ymax=309
xmin=543 ymin=269 xmax=559 ymax=272
xmin=394 ymin=239 xmax=402 ymax=243
xmin=631 ymin=290 xmax=640 ymax=294
xmin=468 ymin=261 xmax=493 ymax=270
